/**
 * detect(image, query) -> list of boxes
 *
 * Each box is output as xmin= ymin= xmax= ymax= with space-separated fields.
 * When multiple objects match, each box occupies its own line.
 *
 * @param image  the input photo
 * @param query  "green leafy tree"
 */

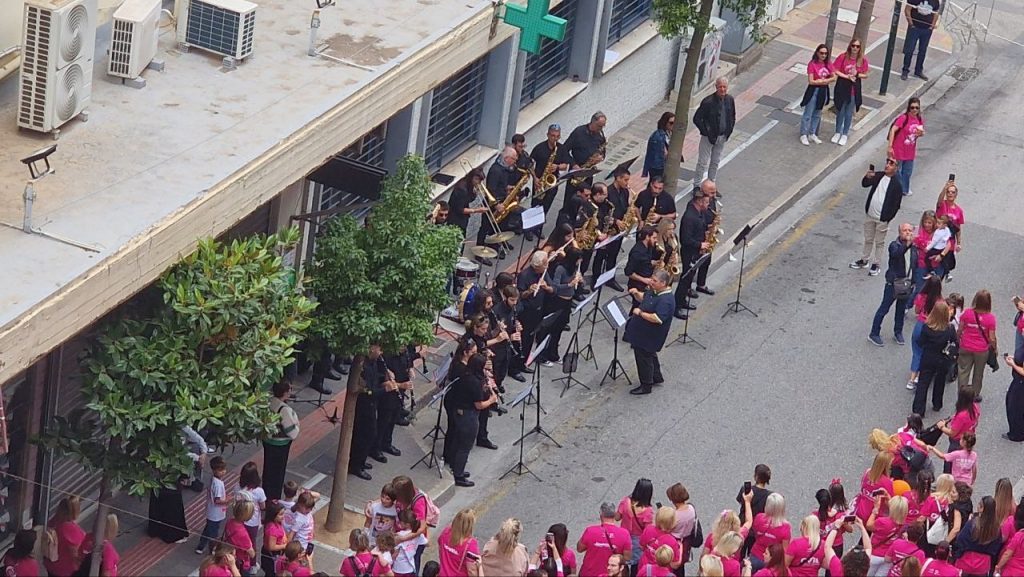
xmin=656 ymin=0 xmax=771 ymax=193
xmin=37 ymin=228 xmax=314 ymax=574
xmin=309 ymin=154 xmax=462 ymax=531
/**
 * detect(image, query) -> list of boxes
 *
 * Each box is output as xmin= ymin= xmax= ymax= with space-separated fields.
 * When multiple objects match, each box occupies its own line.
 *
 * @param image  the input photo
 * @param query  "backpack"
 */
xmin=414 ymin=491 xmax=440 ymax=528
xmin=348 ymin=555 xmax=377 ymax=577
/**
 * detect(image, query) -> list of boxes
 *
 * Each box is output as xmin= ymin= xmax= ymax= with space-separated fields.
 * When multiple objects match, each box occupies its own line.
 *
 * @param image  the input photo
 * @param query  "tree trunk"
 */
xmin=324 ymin=354 xmax=364 ymax=533
xmin=88 ymin=475 xmax=111 ymax=576
xmin=854 ymin=0 xmax=876 ymax=44
xmin=825 ymin=0 xmax=842 ymax=52
xmin=663 ymin=0 xmax=716 ymax=196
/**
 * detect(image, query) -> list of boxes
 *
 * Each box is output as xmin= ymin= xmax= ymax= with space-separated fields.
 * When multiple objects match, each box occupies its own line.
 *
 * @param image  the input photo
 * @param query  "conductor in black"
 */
xmin=623 ymin=270 xmax=676 ymax=396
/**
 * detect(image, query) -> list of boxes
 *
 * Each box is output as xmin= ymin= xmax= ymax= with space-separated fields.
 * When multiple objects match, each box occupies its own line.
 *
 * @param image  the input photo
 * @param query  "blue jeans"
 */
xmin=836 ymin=100 xmax=856 ymax=135
xmin=911 ymin=320 xmax=925 ymax=372
xmin=903 ymin=26 xmax=933 ymax=75
xmin=909 ymin=265 xmax=927 ymax=303
xmin=196 ymin=518 xmax=223 ymax=553
xmin=871 ymin=281 xmax=909 ymax=337
xmin=801 ymin=88 xmax=823 ymax=136
xmin=898 ymin=159 xmax=915 ymax=195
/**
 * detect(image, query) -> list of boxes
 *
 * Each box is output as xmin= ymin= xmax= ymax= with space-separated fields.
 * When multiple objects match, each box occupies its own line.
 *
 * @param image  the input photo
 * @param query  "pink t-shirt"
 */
xmin=276 ymin=559 xmax=312 ymax=577
xmin=2 ymin=555 xmax=40 ymax=577
xmin=827 ymin=554 xmax=845 ymax=577
xmin=339 ymin=552 xmax=387 ymax=577
xmin=753 ymin=568 xmax=783 ymax=577
xmin=43 ymin=521 xmax=86 ymax=577
xmin=396 ymin=493 xmax=431 ymax=540
xmin=807 ymin=60 xmax=832 ymax=81
xmin=264 ymin=521 xmax=287 ymax=553
xmin=617 ymin=497 xmax=653 ymax=536
xmin=637 ymin=527 xmax=680 ymax=575
xmin=704 ymin=525 xmax=750 ymax=562
xmin=833 ymin=53 xmax=869 ymax=77
xmin=437 ymin=526 xmax=479 ymax=577
xmin=711 ymin=551 xmax=742 ymax=577
xmin=913 ymin=229 xmax=933 ymax=268
xmin=919 ymin=495 xmax=949 ymax=525
xmin=751 ymin=513 xmax=791 ymax=560
xmin=886 ymin=539 xmax=925 ymax=576
xmin=942 ymin=449 xmax=977 ymax=485
xmin=948 ymin=404 xmax=980 ymax=440
xmin=935 ymin=202 xmax=964 ymax=228
xmin=891 ymin=113 xmax=924 ymax=161
xmin=960 ymin=309 xmax=996 ymax=353
xmin=1001 ymin=529 xmax=1024 ymax=575
xmin=1001 ymin=515 xmax=1017 ymax=543
xmin=855 ymin=471 xmax=894 ymax=521
xmin=561 ymin=548 xmax=577 ymax=575
xmin=920 ymin=558 xmax=960 ymax=576
xmin=869 ymin=516 xmax=900 ymax=557
xmin=786 ymin=536 xmax=824 ymax=576
xmin=904 ymin=491 xmax=923 ymax=527
xmin=101 ymin=541 xmax=119 ymax=577
xmin=200 ymin=565 xmax=233 ymax=577
xmin=578 ymin=523 xmax=631 ymax=577
xmin=224 ymin=519 xmax=253 ymax=570
xmin=914 ymin=294 xmax=944 ymax=322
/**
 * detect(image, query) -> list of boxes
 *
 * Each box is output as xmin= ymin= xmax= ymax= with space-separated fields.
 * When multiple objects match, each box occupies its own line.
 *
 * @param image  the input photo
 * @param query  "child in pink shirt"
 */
xmin=928 ymin=431 xmax=978 ymax=485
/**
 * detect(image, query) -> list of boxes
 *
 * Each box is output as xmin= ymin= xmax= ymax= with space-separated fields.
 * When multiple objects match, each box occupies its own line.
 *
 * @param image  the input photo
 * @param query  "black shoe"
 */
xmin=525 ymin=231 xmax=535 ymax=242
xmin=189 ymin=480 xmax=205 ymax=492
xmin=578 ymin=286 xmax=591 ymax=296
xmin=900 ymin=71 xmax=908 ymax=80
xmin=573 ymin=293 xmax=587 ymax=302
xmin=350 ymin=469 xmax=372 ymax=481
xmin=455 ymin=478 xmax=476 ymax=487
xmin=629 ymin=385 xmax=653 ymax=395
xmin=370 ymin=452 xmax=388 ymax=464
xmin=1002 ymin=433 xmax=1024 ymax=442
xmin=308 ymin=381 xmax=333 ymax=395
xmin=508 ymin=372 xmax=526 ymax=383
xmin=326 ymin=369 xmax=344 ymax=381
xmin=975 ymin=395 xmax=983 ymax=403
xmin=696 ymin=286 xmax=715 ymax=296
xmin=687 ymin=289 xmax=699 ymax=299
xmin=932 ymin=406 xmax=942 ymax=413
xmin=606 ymin=280 xmax=625 ymax=292
xmin=476 ymin=439 xmax=498 ymax=450
xmin=395 ymin=417 xmax=411 ymax=427
xmin=682 ymin=302 xmax=697 ymax=310
xmin=914 ymin=72 xmax=929 ymax=81
xmin=520 ymin=365 xmax=535 ymax=374
xmin=494 ymin=405 xmax=508 ymax=416
xmin=674 ymin=309 xmax=690 ymax=320
xmin=362 ymin=461 xmax=372 ymax=470
xmin=383 ymin=445 xmax=402 ymax=457
xmin=476 ymin=257 xmax=494 ymax=267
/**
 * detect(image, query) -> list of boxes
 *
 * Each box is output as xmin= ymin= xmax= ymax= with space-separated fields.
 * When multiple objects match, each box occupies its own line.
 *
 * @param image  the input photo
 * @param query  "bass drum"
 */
xmin=456 ymin=283 xmax=480 ymax=323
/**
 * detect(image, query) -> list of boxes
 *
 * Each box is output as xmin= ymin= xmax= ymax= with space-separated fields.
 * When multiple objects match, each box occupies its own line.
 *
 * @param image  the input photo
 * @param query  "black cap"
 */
xmin=605 ymin=156 xmax=637 ymax=180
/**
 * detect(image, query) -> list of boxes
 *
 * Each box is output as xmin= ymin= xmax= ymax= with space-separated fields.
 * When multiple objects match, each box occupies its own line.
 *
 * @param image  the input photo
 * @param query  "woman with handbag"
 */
xmin=936 ymin=389 xmax=980 ymax=474
xmin=616 ymin=479 xmax=655 ymax=575
xmin=665 ymin=483 xmax=696 ymax=575
xmin=908 ymin=276 xmax=944 ymax=391
xmin=913 ymin=301 xmax=957 ymax=415
xmin=952 ymin=495 xmax=1002 ymax=576
xmin=957 ymin=290 xmax=998 ymax=402
xmin=917 ymin=474 xmax=955 ymax=556
xmin=867 ymin=494 xmax=908 ymax=576
xmin=784 ymin=516 xmax=824 ymax=577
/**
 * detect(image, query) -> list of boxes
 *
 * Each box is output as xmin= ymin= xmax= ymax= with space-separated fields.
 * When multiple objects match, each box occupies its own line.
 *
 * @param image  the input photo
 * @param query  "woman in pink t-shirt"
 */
xmin=994 ymin=479 xmax=1017 ymax=542
xmin=752 ymin=543 xmax=788 ymax=577
xmin=224 ymin=501 xmax=256 ymax=574
xmin=199 ymin=544 xmax=242 ymax=577
xmin=908 ymin=210 xmax=935 ymax=305
xmin=937 ymin=389 xmax=980 ymax=475
xmin=799 ymin=43 xmax=835 ymax=145
xmin=340 ymin=530 xmax=388 ymax=577
xmin=920 ymin=542 xmax=958 ymax=576
xmin=884 ymin=522 xmax=925 ymax=577
xmin=636 ymin=507 xmax=682 ymax=575
xmin=261 ymin=501 xmax=288 ymax=577
xmin=1 ymin=529 xmax=41 ymax=577
xmin=44 ymin=496 xmax=87 ymax=577
xmin=785 ymin=516 xmax=824 ymax=577
xmin=437 ymin=508 xmax=480 ymax=577
xmin=996 ymin=512 xmax=1024 ymax=576
xmin=99 ymin=514 xmax=119 ymax=577
xmin=957 ymin=290 xmax=997 ymax=400
xmin=831 ymin=38 xmax=870 ymax=145
xmin=615 ymin=479 xmax=654 ymax=571
xmin=750 ymin=494 xmax=791 ymax=570
xmin=887 ymin=97 xmax=926 ymax=196
xmin=855 ymin=452 xmax=895 ymax=522
xmin=867 ymin=494 xmax=908 ymax=575
xmin=393 ymin=475 xmax=430 ymax=573
xmin=934 ymin=182 xmax=963 ymax=280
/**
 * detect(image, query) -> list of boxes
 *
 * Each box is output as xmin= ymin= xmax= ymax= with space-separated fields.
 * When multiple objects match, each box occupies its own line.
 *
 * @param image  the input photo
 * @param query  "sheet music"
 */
xmin=521 ymin=206 xmax=545 ymax=230
xmin=595 ymin=232 xmax=624 ymax=250
xmin=605 ymin=300 xmax=627 ymax=329
xmin=526 ymin=335 xmax=551 ymax=367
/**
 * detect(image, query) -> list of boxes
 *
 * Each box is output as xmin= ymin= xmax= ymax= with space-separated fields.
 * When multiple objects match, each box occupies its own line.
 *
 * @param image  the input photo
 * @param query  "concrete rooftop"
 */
xmin=0 ymin=0 xmax=501 ymax=380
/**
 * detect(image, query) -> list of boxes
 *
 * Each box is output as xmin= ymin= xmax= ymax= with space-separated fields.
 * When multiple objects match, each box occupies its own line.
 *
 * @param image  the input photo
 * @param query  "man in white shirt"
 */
xmin=850 ymin=159 xmax=904 ymax=276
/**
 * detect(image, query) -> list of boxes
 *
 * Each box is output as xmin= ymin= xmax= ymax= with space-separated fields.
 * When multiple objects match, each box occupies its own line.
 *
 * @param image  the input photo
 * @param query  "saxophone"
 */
xmin=569 ymin=141 xmax=606 ymax=187
xmin=702 ymin=209 xmax=722 ymax=254
xmin=495 ymin=169 xmax=529 ymax=224
xmin=618 ymin=186 xmax=641 ymax=233
xmin=666 ymin=236 xmax=682 ymax=281
xmin=575 ymin=202 xmax=600 ymax=250
xmin=534 ymin=144 xmax=559 ymax=202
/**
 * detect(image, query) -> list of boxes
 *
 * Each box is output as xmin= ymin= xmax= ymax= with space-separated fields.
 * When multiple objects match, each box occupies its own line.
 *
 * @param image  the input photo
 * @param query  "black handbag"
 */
xmin=893 ymin=277 xmax=913 ymax=299
xmin=900 ymin=444 xmax=928 ymax=470
xmin=974 ymin=311 xmax=999 ymax=372
xmin=918 ymin=422 xmax=945 ymax=446
xmin=561 ymin=351 xmax=578 ymax=374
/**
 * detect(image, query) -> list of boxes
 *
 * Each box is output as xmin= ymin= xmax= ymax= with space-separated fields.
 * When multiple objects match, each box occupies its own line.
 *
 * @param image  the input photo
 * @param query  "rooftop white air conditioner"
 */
xmin=17 ymin=0 xmax=97 ymax=135
xmin=108 ymin=0 xmax=161 ymax=80
xmin=179 ymin=0 xmax=256 ymax=64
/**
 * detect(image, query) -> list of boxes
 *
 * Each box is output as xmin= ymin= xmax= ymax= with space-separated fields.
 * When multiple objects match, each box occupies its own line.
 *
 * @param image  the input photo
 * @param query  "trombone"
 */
xmin=459 ymin=158 xmax=503 ymax=237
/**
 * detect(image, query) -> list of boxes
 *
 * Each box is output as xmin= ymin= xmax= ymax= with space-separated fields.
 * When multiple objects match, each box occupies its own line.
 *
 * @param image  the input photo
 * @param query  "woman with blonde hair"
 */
xmin=438 ymin=509 xmax=481 ymax=577
xmin=699 ymin=554 xmax=725 ymax=577
xmin=44 ymin=495 xmax=86 ymax=577
xmin=702 ymin=491 xmax=754 ymax=559
xmin=783 ymin=516 xmax=822 ymax=576
xmin=750 ymin=494 xmax=790 ymax=571
xmin=709 ymin=531 xmax=747 ymax=576
xmin=855 ymin=452 xmax=894 ymax=522
xmin=481 ymin=518 xmax=529 ymax=577
xmin=224 ymin=500 xmax=256 ymax=576
xmin=199 ymin=543 xmax=242 ymax=577
xmin=831 ymin=37 xmax=869 ymax=145
xmin=638 ymin=507 xmax=682 ymax=574
xmin=100 ymin=514 xmax=120 ymax=577
xmin=995 ymin=478 xmax=1017 ymax=541
xmin=867 ymin=494 xmax=908 ymax=575
xmin=913 ymin=300 xmax=956 ymax=415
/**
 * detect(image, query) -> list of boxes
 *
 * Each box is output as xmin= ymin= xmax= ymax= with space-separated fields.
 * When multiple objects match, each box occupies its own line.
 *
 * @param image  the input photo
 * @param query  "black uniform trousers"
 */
xmin=674 ymin=249 xmax=700 ymax=307
xmin=539 ymin=298 xmax=573 ymax=361
xmin=446 ymin=408 xmax=479 ymax=477
xmin=375 ymin=391 xmax=401 ymax=453
xmin=350 ymin=393 xmax=377 ymax=472
xmin=633 ymin=347 xmax=663 ymax=387
xmin=591 ymin=239 xmax=623 ymax=285
xmin=696 ymin=251 xmax=712 ymax=288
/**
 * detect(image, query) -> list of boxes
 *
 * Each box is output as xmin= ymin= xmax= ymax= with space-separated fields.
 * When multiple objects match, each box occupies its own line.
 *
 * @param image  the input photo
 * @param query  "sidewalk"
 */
xmin=110 ymin=0 xmax=963 ymax=573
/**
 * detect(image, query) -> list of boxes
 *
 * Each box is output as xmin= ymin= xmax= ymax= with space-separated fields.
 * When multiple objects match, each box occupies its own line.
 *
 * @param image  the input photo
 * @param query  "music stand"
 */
xmin=723 ymin=221 xmax=760 ymax=318
xmin=669 ymin=253 xmax=711 ymax=349
xmin=599 ymin=299 xmax=632 ymax=387
xmin=517 ymin=207 xmax=545 ymax=274
xmin=579 ymin=263 xmax=618 ymax=361
xmin=512 ymin=337 xmax=561 ymax=451
xmin=553 ymin=302 xmax=593 ymax=397
xmin=410 ymin=378 xmax=454 ymax=478
xmin=501 ymin=381 xmax=542 ymax=481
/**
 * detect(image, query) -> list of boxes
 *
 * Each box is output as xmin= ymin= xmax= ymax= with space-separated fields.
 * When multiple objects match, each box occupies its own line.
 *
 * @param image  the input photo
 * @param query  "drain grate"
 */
xmin=947 ymin=66 xmax=980 ymax=82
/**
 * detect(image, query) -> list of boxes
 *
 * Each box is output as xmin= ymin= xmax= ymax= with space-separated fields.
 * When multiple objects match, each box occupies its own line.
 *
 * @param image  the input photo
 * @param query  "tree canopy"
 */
xmin=653 ymin=0 xmax=770 ymax=39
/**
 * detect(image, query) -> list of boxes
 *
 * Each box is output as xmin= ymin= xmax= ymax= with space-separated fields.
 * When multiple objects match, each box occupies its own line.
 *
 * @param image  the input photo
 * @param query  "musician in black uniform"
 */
xmin=634 ymin=176 xmax=677 ymax=228
xmin=493 ymin=285 xmax=524 ymax=380
xmin=443 ymin=342 xmax=496 ymax=487
xmin=624 ymin=226 xmax=658 ymax=307
xmin=384 ymin=349 xmax=415 ymax=429
xmin=376 ymin=348 xmax=412 ymax=460
xmin=624 ymin=270 xmax=676 ymax=396
xmin=675 ymin=191 xmax=712 ymax=320
xmin=350 ymin=344 xmax=388 ymax=480
xmin=512 ymin=133 xmax=532 ymax=172
xmin=465 ymin=312 xmax=503 ymax=450
xmin=694 ymin=180 xmax=720 ymax=296
xmin=590 ymin=179 xmax=627 ymax=292
xmin=481 ymin=147 xmax=524 ymax=255
xmin=563 ymin=112 xmax=607 ymax=204
xmin=516 ymin=251 xmax=555 ymax=366
xmin=537 ymin=247 xmax=583 ymax=364
xmin=528 ymin=124 xmax=569 ymax=242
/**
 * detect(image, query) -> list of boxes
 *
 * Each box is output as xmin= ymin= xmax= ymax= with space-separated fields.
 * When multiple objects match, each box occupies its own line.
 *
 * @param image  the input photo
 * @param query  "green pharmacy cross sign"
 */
xmin=503 ymin=0 xmax=567 ymax=55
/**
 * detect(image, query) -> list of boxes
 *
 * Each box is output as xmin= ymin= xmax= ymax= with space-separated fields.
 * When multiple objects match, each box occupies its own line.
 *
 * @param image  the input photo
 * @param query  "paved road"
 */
xmin=430 ymin=11 xmax=1024 ymax=557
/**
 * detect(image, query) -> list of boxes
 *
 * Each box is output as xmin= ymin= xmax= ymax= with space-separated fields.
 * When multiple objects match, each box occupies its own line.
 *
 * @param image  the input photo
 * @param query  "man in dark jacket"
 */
xmin=674 ymin=192 xmax=711 ymax=320
xmin=624 ymin=270 xmax=675 ymax=396
xmin=691 ymin=78 xmax=736 ymax=191
xmin=850 ymin=159 xmax=904 ymax=276
xmin=869 ymin=222 xmax=915 ymax=347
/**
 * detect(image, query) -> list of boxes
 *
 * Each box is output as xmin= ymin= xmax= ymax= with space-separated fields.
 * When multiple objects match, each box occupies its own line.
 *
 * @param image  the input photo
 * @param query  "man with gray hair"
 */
xmin=869 ymin=222 xmax=915 ymax=347
xmin=563 ymin=112 xmax=608 ymax=204
xmin=624 ymin=269 xmax=676 ymax=395
xmin=481 ymin=146 xmax=525 ymax=252
xmin=691 ymin=77 xmax=736 ymax=192
xmin=577 ymin=502 xmax=632 ymax=575
xmin=516 ymin=250 xmax=554 ymax=365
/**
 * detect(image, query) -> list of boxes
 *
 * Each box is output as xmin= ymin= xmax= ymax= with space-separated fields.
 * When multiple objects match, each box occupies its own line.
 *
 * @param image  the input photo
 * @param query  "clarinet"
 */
xmin=509 ymin=304 xmax=524 ymax=359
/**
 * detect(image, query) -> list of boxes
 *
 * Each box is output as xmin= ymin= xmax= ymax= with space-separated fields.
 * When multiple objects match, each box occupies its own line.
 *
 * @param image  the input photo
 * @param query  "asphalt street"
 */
xmin=430 ymin=9 xmax=1024 ymax=556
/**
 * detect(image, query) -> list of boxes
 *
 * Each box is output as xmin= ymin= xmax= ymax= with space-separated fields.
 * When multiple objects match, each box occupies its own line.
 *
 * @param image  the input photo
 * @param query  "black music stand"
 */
xmin=669 ymin=253 xmax=711 ymax=349
xmin=579 ymin=261 xmax=618 ymax=363
xmin=553 ymin=302 xmax=592 ymax=397
xmin=410 ymin=382 xmax=452 ymax=478
xmin=513 ymin=337 xmax=561 ymax=450
xmin=723 ymin=222 xmax=759 ymax=318
xmin=501 ymin=380 xmax=542 ymax=481
xmin=599 ymin=299 xmax=632 ymax=387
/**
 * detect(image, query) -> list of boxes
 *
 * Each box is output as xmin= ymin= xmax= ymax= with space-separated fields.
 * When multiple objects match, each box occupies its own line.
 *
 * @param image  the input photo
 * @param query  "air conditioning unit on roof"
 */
xmin=179 ymin=0 xmax=257 ymax=64
xmin=108 ymin=0 xmax=161 ymax=80
xmin=17 ymin=0 xmax=97 ymax=135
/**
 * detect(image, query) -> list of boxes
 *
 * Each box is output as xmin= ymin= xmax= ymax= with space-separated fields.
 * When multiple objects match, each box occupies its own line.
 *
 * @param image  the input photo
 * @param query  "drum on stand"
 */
xmin=454 ymin=257 xmax=480 ymax=291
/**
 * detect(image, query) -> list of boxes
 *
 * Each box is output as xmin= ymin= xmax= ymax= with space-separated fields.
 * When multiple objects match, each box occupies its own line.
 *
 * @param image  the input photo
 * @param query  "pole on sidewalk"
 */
xmin=824 ymin=0 xmax=842 ymax=53
xmin=879 ymin=0 xmax=902 ymax=95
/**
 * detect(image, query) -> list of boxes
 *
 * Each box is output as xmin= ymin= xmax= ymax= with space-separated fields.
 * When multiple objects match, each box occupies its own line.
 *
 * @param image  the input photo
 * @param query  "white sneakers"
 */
xmin=810 ymin=134 xmax=822 ymax=144
xmin=839 ymin=135 xmax=848 ymax=146
xmin=800 ymin=135 xmax=810 ymax=146
xmin=831 ymin=133 xmax=841 ymax=144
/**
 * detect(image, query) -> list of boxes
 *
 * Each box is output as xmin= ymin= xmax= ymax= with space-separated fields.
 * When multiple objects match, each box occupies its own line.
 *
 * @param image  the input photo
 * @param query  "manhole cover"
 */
xmin=948 ymin=66 xmax=980 ymax=82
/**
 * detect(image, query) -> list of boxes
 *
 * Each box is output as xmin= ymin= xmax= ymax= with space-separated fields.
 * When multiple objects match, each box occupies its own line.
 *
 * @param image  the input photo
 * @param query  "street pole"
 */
xmin=824 ymin=0 xmax=842 ymax=53
xmin=879 ymin=0 xmax=902 ymax=95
